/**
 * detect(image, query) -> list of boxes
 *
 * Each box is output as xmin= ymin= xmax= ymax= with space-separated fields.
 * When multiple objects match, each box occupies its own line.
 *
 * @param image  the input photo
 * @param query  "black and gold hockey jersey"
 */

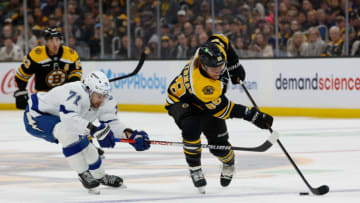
xmin=15 ymin=45 xmax=82 ymax=92
xmin=165 ymin=34 xmax=247 ymax=120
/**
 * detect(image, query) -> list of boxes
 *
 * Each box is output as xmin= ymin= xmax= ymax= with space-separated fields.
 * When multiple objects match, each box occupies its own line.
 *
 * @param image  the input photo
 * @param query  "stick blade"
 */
xmin=312 ymin=185 xmax=329 ymax=195
xmin=109 ymin=52 xmax=146 ymax=82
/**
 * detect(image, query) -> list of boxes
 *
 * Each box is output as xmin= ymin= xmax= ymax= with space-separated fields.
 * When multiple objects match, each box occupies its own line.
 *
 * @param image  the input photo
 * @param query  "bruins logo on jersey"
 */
xmin=46 ymin=70 xmax=66 ymax=87
xmin=202 ymin=85 xmax=215 ymax=95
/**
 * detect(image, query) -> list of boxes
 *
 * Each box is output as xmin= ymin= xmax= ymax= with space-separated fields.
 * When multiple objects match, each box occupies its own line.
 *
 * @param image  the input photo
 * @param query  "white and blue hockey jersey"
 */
xmin=27 ymin=81 xmax=126 ymax=138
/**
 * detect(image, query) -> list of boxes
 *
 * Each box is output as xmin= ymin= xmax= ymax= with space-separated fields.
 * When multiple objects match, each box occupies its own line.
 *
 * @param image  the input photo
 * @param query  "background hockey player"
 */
xmin=23 ymin=71 xmax=150 ymax=193
xmin=14 ymin=27 xmax=82 ymax=110
xmin=165 ymin=34 xmax=273 ymax=193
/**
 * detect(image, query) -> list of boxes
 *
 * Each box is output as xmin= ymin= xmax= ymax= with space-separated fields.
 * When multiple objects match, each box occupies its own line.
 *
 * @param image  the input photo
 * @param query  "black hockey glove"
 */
xmin=228 ymin=62 xmax=246 ymax=84
xmin=244 ymin=107 xmax=273 ymax=129
xmin=14 ymin=89 xmax=28 ymax=109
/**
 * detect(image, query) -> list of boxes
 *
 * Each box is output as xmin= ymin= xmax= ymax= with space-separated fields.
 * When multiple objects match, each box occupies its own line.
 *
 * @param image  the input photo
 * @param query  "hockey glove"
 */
xmin=244 ymin=108 xmax=273 ymax=129
xmin=14 ymin=89 xmax=28 ymax=109
xmin=228 ymin=62 xmax=246 ymax=84
xmin=129 ymin=130 xmax=150 ymax=151
xmin=90 ymin=122 xmax=115 ymax=148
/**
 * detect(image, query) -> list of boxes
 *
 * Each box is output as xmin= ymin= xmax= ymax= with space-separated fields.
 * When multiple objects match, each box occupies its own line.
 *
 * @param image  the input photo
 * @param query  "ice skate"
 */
xmin=220 ymin=163 xmax=235 ymax=187
xmin=78 ymin=170 xmax=100 ymax=194
xmin=189 ymin=167 xmax=207 ymax=194
xmin=98 ymin=174 xmax=124 ymax=188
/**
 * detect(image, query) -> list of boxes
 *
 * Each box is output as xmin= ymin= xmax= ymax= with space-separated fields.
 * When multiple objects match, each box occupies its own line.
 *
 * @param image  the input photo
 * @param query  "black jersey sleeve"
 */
xmin=15 ymin=54 xmax=36 ymax=90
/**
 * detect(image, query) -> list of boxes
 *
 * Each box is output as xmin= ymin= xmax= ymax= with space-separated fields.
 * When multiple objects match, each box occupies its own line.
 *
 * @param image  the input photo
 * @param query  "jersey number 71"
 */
xmin=66 ymin=90 xmax=82 ymax=105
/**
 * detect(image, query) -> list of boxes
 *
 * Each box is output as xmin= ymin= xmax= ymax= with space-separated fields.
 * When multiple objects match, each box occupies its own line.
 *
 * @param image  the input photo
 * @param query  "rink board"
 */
xmin=1 ymin=58 xmax=360 ymax=117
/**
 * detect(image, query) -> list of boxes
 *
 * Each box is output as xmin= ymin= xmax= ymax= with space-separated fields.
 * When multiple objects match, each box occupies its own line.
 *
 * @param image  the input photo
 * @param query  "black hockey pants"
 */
xmin=168 ymin=102 xmax=234 ymax=167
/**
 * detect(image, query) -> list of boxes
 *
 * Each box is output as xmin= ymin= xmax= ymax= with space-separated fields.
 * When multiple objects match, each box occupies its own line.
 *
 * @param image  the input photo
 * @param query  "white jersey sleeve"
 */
xmin=98 ymin=95 xmax=127 ymax=139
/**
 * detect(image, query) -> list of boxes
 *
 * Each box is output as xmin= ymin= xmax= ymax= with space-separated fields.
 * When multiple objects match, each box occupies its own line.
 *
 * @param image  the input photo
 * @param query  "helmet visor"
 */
xmin=204 ymin=63 xmax=226 ymax=73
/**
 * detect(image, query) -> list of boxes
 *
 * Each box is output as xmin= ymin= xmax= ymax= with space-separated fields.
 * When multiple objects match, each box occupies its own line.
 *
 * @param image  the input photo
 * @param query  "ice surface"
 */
xmin=0 ymin=111 xmax=359 ymax=202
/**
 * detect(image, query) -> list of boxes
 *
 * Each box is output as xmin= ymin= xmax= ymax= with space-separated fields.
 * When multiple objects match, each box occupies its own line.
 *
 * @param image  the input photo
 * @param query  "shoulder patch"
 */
xmin=35 ymin=48 xmax=42 ymax=54
xmin=29 ymin=46 xmax=49 ymax=63
xmin=61 ymin=46 xmax=79 ymax=62
xmin=202 ymin=85 xmax=215 ymax=95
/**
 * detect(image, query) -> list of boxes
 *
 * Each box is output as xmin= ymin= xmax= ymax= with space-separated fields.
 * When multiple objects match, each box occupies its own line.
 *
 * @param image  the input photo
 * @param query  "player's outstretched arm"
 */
xmin=123 ymin=128 xmax=150 ymax=151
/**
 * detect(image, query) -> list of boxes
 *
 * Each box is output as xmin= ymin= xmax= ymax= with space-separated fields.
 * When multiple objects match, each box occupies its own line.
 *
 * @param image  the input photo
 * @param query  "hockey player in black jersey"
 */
xmin=14 ymin=27 xmax=82 ymax=109
xmin=165 ymin=34 xmax=273 ymax=193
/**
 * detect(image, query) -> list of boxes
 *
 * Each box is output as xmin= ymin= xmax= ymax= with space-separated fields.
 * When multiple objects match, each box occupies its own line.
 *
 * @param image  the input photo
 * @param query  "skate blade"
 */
xmin=197 ymin=186 xmax=206 ymax=194
xmin=88 ymin=188 xmax=100 ymax=195
xmin=120 ymin=184 xmax=127 ymax=189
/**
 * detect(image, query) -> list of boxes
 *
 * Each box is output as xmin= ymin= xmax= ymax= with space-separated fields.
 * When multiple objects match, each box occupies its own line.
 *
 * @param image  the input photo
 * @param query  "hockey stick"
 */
xmin=109 ymin=52 xmax=146 ymax=82
xmin=240 ymin=81 xmax=329 ymax=195
xmin=114 ymin=131 xmax=278 ymax=152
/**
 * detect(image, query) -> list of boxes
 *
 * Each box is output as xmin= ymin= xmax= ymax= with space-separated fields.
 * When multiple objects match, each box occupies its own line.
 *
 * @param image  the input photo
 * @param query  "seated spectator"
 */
xmin=316 ymin=9 xmax=329 ymax=40
xmin=194 ymin=23 xmax=205 ymax=36
xmin=350 ymin=31 xmax=360 ymax=56
xmin=131 ymin=36 xmax=145 ymax=59
xmin=168 ymin=35 xmax=178 ymax=57
xmin=161 ymin=23 xmax=171 ymax=37
xmin=42 ymin=0 xmax=60 ymax=17
xmin=2 ymin=23 xmax=15 ymax=42
xmin=290 ymin=20 xmax=301 ymax=35
xmin=322 ymin=25 xmax=344 ymax=56
xmin=278 ymin=18 xmax=291 ymax=56
xmin=160 ymin=35 xmax=173 ymax=59
xmin=186 ymin=35 xmax=198 ymax=57
xmin=248 ymin=32 xmax=273 ymax=57
xmin=175 ymin=33 xmax=188 ymax=59
xmin=198 ymin=31 xmax=208 ymax=44
xmin=214 ymin=19 xmax=225 ymax=34
xmin=262 ymin=21 xmax=275 ymax=48
xmin=303 ymin=27 xmax=327 ymax=56
xmin=183 ymin=21 xmax=193 ymax=38
xmin=145 ymin=37 xmax=159 ymax=59
xmin=16 ymin=26 xmax=37 ymax=51
xmin=47 ymin=14 xmax=61 ymax=30
xmin=102 ymin=15 xmax=115 ymax=59
xmin=88 ymin=23 xmax=101 ymax=59
xmin=175 ymin=10 xmax=187 ymax=27
xmin=0 ymin=37 xmax=23 ymax=61
xmin=233 ymin=37 xmax=247 ymax=58
xmin=69 ymin=37 xmax=90 ymax=60
xmin=302 ymin=0 xmax=313 ymax=14
xmin=33 ymin=7 xmax=48 ymax=28
xmin=287 ymin=31 xmax=309 ymax=57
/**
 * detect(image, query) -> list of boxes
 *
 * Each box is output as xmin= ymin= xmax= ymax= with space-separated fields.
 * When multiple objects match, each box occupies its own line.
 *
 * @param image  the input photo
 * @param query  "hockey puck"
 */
xmin=299 ymin=192 xmax=309 ymax=195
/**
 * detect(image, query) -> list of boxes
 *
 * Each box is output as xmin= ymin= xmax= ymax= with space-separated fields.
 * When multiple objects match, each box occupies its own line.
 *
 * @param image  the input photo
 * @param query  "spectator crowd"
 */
xmin=1 ymin=0 xmax=360 ymax=61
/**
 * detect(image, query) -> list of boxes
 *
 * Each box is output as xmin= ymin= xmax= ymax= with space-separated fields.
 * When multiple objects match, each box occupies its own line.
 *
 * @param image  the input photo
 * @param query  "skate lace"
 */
xmin=191 ymin=170 xmax=205 ymax=182
xmin=222 ymin=164 xmax=234 ymax=177
xmin=103 ymin=175 xmax=117 ymax=184
xmin=79 ymin=171 xmax=98 ymax=185
xmin=82 ymin=171 xmax=95 ymax=181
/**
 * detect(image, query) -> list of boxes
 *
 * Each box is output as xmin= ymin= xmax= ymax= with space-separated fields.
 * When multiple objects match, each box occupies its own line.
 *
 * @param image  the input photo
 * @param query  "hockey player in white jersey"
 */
xmin=23 ymin=71 xmax=150 ymax=194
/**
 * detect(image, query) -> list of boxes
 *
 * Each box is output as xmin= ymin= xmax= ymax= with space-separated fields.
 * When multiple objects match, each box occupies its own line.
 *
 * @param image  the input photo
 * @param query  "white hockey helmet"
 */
xmin=83 ymin=71 xmax=110 ymax=96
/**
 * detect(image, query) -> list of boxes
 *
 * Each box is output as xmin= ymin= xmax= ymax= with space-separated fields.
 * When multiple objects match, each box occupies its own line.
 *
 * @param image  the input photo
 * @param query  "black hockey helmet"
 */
xmin=44 ymin=27 xmax=62 ymax=40
xmin=198 ymin=42 xmax=227 ymax=67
